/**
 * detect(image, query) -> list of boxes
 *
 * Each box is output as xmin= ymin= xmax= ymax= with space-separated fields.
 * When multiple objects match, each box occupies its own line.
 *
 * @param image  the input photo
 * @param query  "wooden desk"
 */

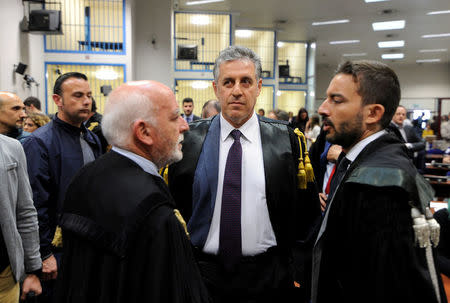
xmin=424 ymin=175 xmax=450 ymax=198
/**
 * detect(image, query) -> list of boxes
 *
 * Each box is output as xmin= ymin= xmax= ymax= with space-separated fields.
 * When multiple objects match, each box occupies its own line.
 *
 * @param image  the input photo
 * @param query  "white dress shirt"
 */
xmin=203 ymin=113 xmax=277 ymax=256
xmin=345 ymin=130 xmax=387 ymax=162
xmin=112 ymin=146 xmax=161 ymax=178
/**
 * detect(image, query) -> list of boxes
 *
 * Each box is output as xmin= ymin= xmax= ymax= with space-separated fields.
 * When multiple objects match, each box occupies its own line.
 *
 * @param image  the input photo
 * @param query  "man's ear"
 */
xmin=133 ymin=119 xmax=154 ymax=146
xmin=365 ymin=104 xmax=385 ymax=125
xmin=52 ymin=94 xmax=62 ymax=107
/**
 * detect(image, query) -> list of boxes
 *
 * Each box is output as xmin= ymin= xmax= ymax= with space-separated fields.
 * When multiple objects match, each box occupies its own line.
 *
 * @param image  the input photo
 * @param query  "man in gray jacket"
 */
xmin=0 ymin=133 xmax=42 ymax=302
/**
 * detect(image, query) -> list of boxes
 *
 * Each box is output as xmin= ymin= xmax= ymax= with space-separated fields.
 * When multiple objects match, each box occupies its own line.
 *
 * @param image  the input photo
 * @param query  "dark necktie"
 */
xmin=219 ymin=129 xmax=242 ymax=271
xmin=328 ymin=153 xmax=351 ymax=199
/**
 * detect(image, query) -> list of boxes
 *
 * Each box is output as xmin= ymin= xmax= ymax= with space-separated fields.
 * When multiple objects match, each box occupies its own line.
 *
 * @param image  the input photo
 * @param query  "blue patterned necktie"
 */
xmin=219 ymin=129 xmax=242 ymax=271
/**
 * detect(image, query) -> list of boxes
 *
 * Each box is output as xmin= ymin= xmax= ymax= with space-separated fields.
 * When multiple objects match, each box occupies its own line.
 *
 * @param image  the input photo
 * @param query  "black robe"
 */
xmin=312 ymin=133 xmax=447 ymax=303
xmin=55 ymin=151 xmax=211 ymax=303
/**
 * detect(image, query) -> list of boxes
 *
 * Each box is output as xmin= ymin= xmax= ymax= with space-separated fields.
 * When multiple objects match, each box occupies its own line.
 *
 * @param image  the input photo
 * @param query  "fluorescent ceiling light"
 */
xmin=365 ymin=0 xmax=390 ymax=2
xmin=311 ymin=42 xmax=316 ymax=49
xmin=416 ymin=59 xmax=441 ymax=63
xmin=422 ymin=33 xmax=450 ymax=38
xmin=277 ymin=41 xmax=284 ymax=48
xmin=419 ymin=48 xmax=448 ymax=53
xmin=191 ymin=81 xmax=210 ymax=89
xmin=190 ymin=15 xmax=210 ymax=25
xmin=329 ymin=40 xmax=360 ymax=45
xmin=381 ymin=53 xmax=404 ymax=59
xmin=427 ymin=10 xmax=450 ymax=15
xmin=276 ymin=90 xmax=282 ymax=96
xmin=95 ymin=69 xmax=118 ymax=80
xmin=378 ymin=40 xmax=405 ymax=48
xmin=372 ymin=20 xmax=405 ymax=31
xmin=342 ymin=53 xmax=367 ymax=57
xmin=312 ymin=19 xmax=349 ymax=26
xmin=186 ymin=0 xmax=224 ymax=5
xmin=235 ymin=30 xmax=253 ymax=38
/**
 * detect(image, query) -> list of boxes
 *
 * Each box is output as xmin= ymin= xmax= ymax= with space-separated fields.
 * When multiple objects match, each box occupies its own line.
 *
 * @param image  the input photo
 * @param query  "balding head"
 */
xmin=102 ymin=81 xmax=189 ymax=167
xmin=0 ymin=92 xmax=26 ymax=134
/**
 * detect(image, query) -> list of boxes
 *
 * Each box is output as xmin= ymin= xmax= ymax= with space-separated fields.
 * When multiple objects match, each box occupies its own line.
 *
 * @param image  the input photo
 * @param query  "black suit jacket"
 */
xmin=56 ymin=151 xmax=210 ymax=303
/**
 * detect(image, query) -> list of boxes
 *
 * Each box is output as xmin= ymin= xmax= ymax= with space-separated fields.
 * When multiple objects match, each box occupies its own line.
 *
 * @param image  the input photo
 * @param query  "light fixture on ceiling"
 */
xmin=276 ymin=90 xmax=282 ymax=96
xmin=190 ymin=15 xmax=210 ymax=25
xmin=377 ymin=40 xmax=405 ymax=48
xmin=312 ymin=19 xmax=349 ymax=26
xmin=277 ymin=41 xmax=285 ymax=48
xmin=342 ymin=53 xmax=367 ymax=57
xmin=372 ymin=20 xmax=405 ymax=31
xmin=422 ymin=33 xmax=450 ymax=38
xmin=95 ymin=69 xmax=118 ymax=80
xmin=365 ymin=0 xmax=390 ymax=2
xmin=427 ymin=10 xmax=450 ymax=15
xmin=329 ymin=40 xmax=360 ymax=45
xmin=191 ymin=81 xmax=210 ymax=89
xmin=416 ymin=59 xmax=441 ymax=63
xmin=419 ymin=48 xmax=448 ymax=53
xmin=235 ymin=29 xmax=253 ymax=38
xmin=186 ymin=0 xmax=224 ymax=5
xmin=310 ymin=42 xmax=316 ymax=49
xmin=381 ymin=53 xmax=404 ymax=59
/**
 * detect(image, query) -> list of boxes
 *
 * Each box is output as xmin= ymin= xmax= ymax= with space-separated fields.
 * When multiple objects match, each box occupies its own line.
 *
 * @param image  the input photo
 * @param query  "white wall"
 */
xmin=314 ymin=62 xmax=450 ymax=114
xmin=133 ymin=0 xmax=173 ymax=87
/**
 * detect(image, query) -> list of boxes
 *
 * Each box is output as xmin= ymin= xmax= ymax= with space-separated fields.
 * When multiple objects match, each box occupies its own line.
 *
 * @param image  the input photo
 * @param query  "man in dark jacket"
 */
xmin=312 ymin=60 xmax=446 ymax=303
xmin=22 ymin=72 xmax=102 ymax=302
xmin=55 ymin=80 xmax=211 ymax=303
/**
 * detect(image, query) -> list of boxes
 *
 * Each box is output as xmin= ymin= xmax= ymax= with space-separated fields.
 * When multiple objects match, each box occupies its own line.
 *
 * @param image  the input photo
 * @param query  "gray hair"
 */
xmin=102 ymin=89 xmax=157 ymax=148
xmin=213 ymin=45 xmax=262 ymax=82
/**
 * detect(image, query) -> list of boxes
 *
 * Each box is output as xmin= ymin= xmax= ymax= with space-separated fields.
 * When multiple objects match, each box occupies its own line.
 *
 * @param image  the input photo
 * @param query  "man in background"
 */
xmin=55 ymin=80 xmax=210 ymax=303
xmin=22 ymin=72 xmax=102 ymax=302
xmin=23 ymin=97 xmax=43 ymax=114
xmin=0 ymin=92 xmax=29 ymax=141
xmin=0 ymin=134 xmax=42 ymax=302
xmin=182 ymin=97 xmax=200 ymax=123
xmin=201 ymin=99 xmax=221 ymax=118
xmin=85 ymin=98 xmax=108 ymax=153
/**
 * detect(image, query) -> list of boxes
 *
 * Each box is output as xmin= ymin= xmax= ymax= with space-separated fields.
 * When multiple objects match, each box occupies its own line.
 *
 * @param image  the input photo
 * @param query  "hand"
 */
xmin=21 ymin=274 xmax=42 ymax=301
xmin=327 ymin=145 xmax=342 ymax=163
xmin=319 ymin=193 xmax=328 ymax=213
xmin=42 ymin=255 xmax=57 ymax=280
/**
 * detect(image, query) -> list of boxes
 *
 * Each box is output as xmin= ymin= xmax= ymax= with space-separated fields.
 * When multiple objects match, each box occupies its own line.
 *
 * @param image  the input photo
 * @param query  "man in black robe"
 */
xmin=169 ymin=46 xmax=321 ymax=303
xmin=312 ymin=60 xmax=446 ymax=303
xmin=55 ymin=81 xmax=211 ymax=303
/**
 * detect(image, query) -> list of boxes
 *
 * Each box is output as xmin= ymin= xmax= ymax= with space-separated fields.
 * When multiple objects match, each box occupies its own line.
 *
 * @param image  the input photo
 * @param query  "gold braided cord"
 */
xmin=294 ymin=128 xmax=307 ymax=189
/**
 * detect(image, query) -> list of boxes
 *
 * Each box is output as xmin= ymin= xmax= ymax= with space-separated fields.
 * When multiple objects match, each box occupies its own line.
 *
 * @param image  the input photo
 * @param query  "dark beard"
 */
xmin=325 ymin=113 xmax=363 ymax=149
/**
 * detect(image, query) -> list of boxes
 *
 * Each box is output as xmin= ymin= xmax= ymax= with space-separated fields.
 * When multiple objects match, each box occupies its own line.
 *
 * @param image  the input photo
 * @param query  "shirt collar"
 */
xmin=345 ymin=130 xmax=387 ymax=162
xmin=112 ymin=146 xmax=162 ymax=178
xmin=220 ymin=112 xmax=259 ymax=143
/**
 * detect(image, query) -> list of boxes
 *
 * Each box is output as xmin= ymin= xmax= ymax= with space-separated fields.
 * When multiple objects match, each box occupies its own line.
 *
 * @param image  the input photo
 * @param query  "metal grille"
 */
xmin=255 ymin=85 xmax=274 ymax=114
xmin=277 ymin=42 xmax=307 ymax=83
xmin=277 ymin=90 xmax=306 ymax=115
xmin=174 ymin=13 xmax=231 ymax=71
xmin=45 ymin=0 xmax=124 ymax=53
xmin=45 ymin=63 xmax=125 ymax=114
xmin=235 ymin=29 xmax=275 ymax=78
xmin=175 ymin=79 xmax=216 ymax=116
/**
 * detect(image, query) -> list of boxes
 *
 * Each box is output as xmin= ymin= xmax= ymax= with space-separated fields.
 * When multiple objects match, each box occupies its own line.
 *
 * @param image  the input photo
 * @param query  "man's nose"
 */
xmin=318 ymin=99 xmax=329 ymax=116
xmin=179 ymin=116 xmax=189 ymax=133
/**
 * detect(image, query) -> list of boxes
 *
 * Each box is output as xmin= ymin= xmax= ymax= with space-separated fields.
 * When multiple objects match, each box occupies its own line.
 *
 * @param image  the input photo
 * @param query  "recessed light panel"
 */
xmin=427 ymin=10 xmax=450 ymax=15
xmin=372 ymin=20 xmax=405 ymax=31
xmin=422 ymin=33 xmax=450 ymax=38
xmin=378 ymin=40 xmax=405 ymax=48
xmin=419 ymin=49 xmax=448 ymax=53
xmin=342 ymin=53 xmax=367 ymax=57
xmin=329 ymin=40 xmax=360 ymax=45
xmin=416 ymin=59 xmax=441 ymax=63
xmin=365 ymin=0 xmax=390 ymax=2
xmin=186 ymin=0 xmax=224 ymax=5
xmin=381 ymin=53 xmax=404 ymax=59
xmin=312 ymin=19 xmax=349 ymax=26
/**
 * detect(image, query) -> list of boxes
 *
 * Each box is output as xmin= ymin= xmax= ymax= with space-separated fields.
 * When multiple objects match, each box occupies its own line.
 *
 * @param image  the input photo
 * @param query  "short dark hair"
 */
xmin=182 ymin=97 xmax=193 ymax=104
xmin=336 ymin=60 xmax=400 ymax=128
xmin=53 ymin=72 xmax=88 ymax=96
xmin=23 ymin=96 xmax=41 ymax=110
xmin=91 ymin=98 xmax=97 ymax=112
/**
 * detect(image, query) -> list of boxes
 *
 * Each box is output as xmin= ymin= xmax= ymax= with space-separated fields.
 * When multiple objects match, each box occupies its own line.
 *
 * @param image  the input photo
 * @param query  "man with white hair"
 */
xmin=55 ymin=81 xmax=211 ymax=303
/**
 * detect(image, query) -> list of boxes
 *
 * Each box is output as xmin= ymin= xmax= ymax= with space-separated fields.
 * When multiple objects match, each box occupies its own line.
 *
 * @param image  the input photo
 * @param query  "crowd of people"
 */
xmin=0 ymin=45 xmax=448 ymax=303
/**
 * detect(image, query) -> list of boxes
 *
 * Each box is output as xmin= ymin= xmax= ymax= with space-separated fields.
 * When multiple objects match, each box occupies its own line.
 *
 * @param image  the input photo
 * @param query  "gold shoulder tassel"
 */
xmin=159 ymin=165 xmax=169 ymax=185
xmin=51 ymin=226 xmax=63 ymax=248
xmin=174 ymin=209 xmax=190 ymax=239
xmin=294 ymin=128 xmax=307 ymax=189
xmin=296 ymin=130 xmax=315 ymax=183
xmin=87 ymin=122 xmax=99 ymax=131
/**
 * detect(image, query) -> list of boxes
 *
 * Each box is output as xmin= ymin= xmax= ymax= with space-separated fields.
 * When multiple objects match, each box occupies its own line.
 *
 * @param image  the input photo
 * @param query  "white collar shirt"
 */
xmin=203 ymin=112 xmax=277 ymax=255
xmin=112 ymin=146 xmax=161 ymax=178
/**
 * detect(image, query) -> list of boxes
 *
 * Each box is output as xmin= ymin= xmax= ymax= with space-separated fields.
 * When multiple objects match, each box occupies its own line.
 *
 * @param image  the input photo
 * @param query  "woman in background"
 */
xmin=23 ymin=113 xmax=50 ymax=133
xmin=290 ymin=107 xmax=309 ymax=133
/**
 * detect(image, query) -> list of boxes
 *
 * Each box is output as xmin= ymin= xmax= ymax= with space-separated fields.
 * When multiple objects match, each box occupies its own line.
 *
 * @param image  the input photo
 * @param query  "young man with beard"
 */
xmin=311 ymin=60 xmax=446 ymax=303
xmin=22 ymin=72 xmax=102 ymax=302
xmin=55 ymin=81 xmax=211 ymax=303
